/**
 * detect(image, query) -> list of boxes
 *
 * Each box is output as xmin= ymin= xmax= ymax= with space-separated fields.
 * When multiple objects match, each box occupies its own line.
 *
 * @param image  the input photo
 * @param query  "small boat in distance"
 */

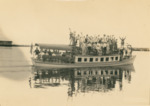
xmin=30 ymin=30 xmax=136 ymax=68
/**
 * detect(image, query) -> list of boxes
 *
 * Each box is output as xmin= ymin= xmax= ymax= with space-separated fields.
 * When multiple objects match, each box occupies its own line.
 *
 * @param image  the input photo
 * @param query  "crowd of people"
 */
xmin=69 ymin=31 xmax=124 ymax=56
xmin=33 ymin=47 xmax=73 ymax=63
xmin=32 ymin=30 xmax=132 ymax=63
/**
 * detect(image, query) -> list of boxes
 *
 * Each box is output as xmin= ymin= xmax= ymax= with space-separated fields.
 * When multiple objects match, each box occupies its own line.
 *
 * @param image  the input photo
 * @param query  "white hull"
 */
xmin=31 ymin=55 xmax=136 ymax=68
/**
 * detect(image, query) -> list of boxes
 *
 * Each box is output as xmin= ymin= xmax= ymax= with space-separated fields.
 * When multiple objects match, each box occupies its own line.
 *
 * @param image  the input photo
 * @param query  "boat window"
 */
xmin=115 ymin=70 xmax=117 ymax=75
xmin=95 ymin=71 xmax=98 ymax=75
xmin=115 ymin=57 xmax=118 ymax=60
xmin=77 ymin=71 xmax=81 ymax=75
xmin=106 ymin=57 xmax=109 ymax=61
xmin=101 ymin=58 xmax=104 ymax=62
xmin=110 ymin=71 xmax=113 ymax=75
xmin=84 ymin=58 xmax=87 ymax=62
xmin=111 ymin=57 xmax=114 ymax=61
xmin=78 ymin=58 xmax=82 ymax=62
xmin=90 ymin=58 xmax=93 ymax=62
xmin=101 ymin=71 xmax=103 ymax=75
xmin=95 ymin=58 xmax=98 ymax=61
xmin=105 ymin=70 xmax=108 ymax=75
xmin=89 ymin=71 xmax=92 ymax=75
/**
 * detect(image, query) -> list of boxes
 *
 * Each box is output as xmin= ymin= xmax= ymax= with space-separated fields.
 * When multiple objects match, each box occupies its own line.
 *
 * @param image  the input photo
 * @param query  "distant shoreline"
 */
xmin=132 ymin=48 xmax=150 ymax=51
xmin=0 ymin=44 xmax=30 ymax=47
xmin=0 ymin=45 xmax=149 ymax=51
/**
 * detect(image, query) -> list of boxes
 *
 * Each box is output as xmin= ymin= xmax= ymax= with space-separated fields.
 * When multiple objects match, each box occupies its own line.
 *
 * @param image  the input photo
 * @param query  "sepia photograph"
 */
xmin=0 ymin=0 xmax=150 ymax=106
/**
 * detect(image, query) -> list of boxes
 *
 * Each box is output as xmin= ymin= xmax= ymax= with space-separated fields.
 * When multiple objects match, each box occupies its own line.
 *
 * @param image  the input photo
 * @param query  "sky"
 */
xmin=0 ymin=0 xmax=150 ymax=47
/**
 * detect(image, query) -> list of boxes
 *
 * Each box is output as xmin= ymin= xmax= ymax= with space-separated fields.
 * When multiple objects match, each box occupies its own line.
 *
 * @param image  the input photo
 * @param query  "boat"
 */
xmin=30 ymin=32 xmax=136 ymax=68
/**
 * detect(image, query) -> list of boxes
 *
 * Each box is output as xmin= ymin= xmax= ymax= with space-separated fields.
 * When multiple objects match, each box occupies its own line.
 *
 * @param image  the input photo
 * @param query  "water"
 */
xmin=0 ymin=47 xmax=150 ymax=106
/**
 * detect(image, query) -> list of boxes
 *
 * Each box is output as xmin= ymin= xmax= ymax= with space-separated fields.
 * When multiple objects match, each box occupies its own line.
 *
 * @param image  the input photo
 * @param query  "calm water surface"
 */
xmin=0 ymin=47 xmax=150 ymax=106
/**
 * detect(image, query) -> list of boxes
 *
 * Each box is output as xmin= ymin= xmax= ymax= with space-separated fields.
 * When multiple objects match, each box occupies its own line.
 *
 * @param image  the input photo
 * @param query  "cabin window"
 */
xmin=89 ymin=71 xmax=92 ymax=75
xmin=95 ymin=58 xmax=98 ymax=61
xmin=119 ymin=70 xmax=121 ymax=74
xmin=95 ymin=71 xmax=98 ymax=75
xmin=115 ymin=70 xmax=117 ymax=75
xmin=84 ymin=71 xmax=86 ymax=75
xmin=105 ymin=70 xmax=108 ymax=75
xmin=111 ymin=57 xmax=114 ymax=61
xmin=110 ymin=71 xmax=113 ymax=75
xmin=84 ymin=58 xmax=87 ymax=62
xmin=77 ymin=71 xmax=81 ymax=75
xmin=106 ymin=57 xmax=109 ymax=61
xmin=101 ymin=71 xmax=103 ymax=75
xmin=90 ymin=58 xmax=93 ymax=62
xmin=101 ymin=58 xmax=104 ymax=62
xmin=115 ymin=57 xmax=118 ymax=61
xmin=78 ymin=58 xmax=82 ymax=62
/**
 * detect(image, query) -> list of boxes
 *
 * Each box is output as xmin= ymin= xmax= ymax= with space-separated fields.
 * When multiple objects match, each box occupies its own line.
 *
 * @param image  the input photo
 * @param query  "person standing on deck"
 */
xmin=93 ymin=42 xmax=98 ymax=55
xmin=102 ymin=34 xmax=107 ymax=55
xmin=81 ymin=43 xmax=87 ymax=55
xmin=114 ymin=39 xmax=118 ymax=53
xmin=120 ymin=37 xmax=126 ymax=48
xmin=34 ymin=47 xmax=40 ymax=59
xmin=98 ymin=43 xmax=102 ymax=55
xmin=69 ymin=28 xmax=75 ymax=46
xmin=87 ymin=42 xmax=92 ymax=55
xmin=123 ymin=47 xmax=128 ymax=58
xmin=80 ymin=35 xmax=85 ymax=48
xmin=34 ymin=47 xmax=40 ymax=55
xmin=112 ymin=36 xmax=116 ymax=53
xmin=47 ymin=49 xmax=52 ymax=56
xmin=85 ymin=34 xmax=89 ymax=43
xmin=76 ymin=34 xmax=80 ymax=47
xmin=119 ymin=46 xmax=124 ymax=61
xmin=97 ymin=35 xmax=101 ymax=43
xmin=108 ymin=38 xmax=112 ymax=54
xmin=42 ymin=49 xmax=48 ymax=62
xmin=106 ymin=42 xmax=110 ymax=54
xmin=96 ymin=42 xmax=101 ymax=55
xmin=73 ymin=31 xmax=76 ymax=46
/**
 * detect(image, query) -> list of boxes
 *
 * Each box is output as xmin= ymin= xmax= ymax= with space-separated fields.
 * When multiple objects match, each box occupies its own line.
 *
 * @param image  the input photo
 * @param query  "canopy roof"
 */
xmin=35 ymin=43 xmax=72 ymax=51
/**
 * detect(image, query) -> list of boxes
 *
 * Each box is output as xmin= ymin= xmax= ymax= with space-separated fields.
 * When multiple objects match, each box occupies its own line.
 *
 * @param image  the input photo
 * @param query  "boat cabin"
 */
xmin=32 ymin=43 xmax=74 ymax=63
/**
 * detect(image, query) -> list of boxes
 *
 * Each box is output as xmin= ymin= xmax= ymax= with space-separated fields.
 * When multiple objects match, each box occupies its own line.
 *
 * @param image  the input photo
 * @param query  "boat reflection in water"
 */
xmin=31 ymin=65 xmax=135 ymax=97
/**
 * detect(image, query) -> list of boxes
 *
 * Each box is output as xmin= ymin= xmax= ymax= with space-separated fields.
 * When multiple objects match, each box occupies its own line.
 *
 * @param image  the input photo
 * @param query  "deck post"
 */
xmin=81 ymin=71 xmax=84 ymax=76
xmin=81 ymin=57 xmax=84 ymax=62
xmin=117 ymin=70 xmax=119 ymax=75
xmin=93 ymin=57 xmax=96 ymax=62
xmin=93 ymin=71 xmax=95 ymax=75
xmin=98 ymin=57 xmax=100 ymax=62
xmin=113 ymin=70 xmax=115 ymax=75
xmin=98 ymin=70 xmax=101 ymax=75
xmin=87 ymin=57 xmax=90 ymax=62
xmin=75 ymin=56 xmax=78 ymax=63
xmin=109 ymin=56 xmax=112 ymax=62
xmin=104 ymin=57 xmax=106 ymax=62
xmin=118 ymin=56 xmax=120 ymax=61
xmin=108 ymin=70 xmax=111 ymax=75
xmin=74 ymin=70 xmax=78 ymax=76
xmin=113 ymin=56 xmax=115 ymax=61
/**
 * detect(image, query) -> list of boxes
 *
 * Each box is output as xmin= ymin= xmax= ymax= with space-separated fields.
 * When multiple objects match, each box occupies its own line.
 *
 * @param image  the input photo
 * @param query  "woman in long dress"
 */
xmin=81 ymin=43 xmax=87 ymax=56
xmin=106 ymin=42 xmax=110 ymax=54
